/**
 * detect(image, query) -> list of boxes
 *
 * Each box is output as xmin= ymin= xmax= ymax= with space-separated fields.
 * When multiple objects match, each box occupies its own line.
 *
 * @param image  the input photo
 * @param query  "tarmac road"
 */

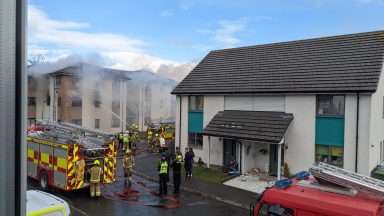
xmin=27 ymin=172 xmax=248 ymax=216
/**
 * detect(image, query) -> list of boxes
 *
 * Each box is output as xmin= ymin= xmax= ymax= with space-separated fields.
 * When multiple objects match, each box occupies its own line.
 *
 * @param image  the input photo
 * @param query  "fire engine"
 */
xmin=27 ymin=120 xmax=118 ymax=191
xmin=250 ymin=162 xmax=384 ymax=216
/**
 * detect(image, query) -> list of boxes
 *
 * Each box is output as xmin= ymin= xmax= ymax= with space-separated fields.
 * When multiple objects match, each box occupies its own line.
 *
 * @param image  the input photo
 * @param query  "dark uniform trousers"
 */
xmin=159 ymin=173 xmax=168 ymax=194
xmin=173 ymin=171 xmax=181 ymax=193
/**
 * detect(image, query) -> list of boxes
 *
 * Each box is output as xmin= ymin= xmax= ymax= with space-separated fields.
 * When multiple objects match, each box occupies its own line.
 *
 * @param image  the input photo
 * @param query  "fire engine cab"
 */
xmin=27 ymin=120 xmax=118 ymax=191
xmin=251 ymin=163 xmax=384 ymax=216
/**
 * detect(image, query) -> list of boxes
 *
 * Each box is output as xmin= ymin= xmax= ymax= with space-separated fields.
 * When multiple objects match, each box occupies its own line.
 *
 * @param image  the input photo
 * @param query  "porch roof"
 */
xmin=202 ymin=110 xmax=294 ymax=144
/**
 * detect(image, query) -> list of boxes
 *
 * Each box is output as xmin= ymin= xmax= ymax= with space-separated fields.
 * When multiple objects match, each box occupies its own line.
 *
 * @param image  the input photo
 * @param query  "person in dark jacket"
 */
xmin=170 ymin=153 xmax=182 ymax=194
xmin=164 ymin=149 xmax=172 ymax=182
xmin=184 ymin=147 xmax=195 ymax=180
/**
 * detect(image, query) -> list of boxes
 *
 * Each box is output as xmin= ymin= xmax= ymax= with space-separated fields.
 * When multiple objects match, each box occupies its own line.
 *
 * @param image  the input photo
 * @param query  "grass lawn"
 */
xmin=179 ymin=165 xmax=234 ymax=184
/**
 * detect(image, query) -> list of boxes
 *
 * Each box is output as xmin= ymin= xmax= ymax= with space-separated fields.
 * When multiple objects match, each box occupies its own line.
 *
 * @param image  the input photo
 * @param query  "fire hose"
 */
xmin=101 ymin=180 xmax=181 ymax=209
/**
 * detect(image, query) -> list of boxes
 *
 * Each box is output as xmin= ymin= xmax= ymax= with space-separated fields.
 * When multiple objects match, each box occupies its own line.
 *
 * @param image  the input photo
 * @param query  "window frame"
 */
xmin=111 ymin=116 xmax=120 ymax=128
xmin=189 ymin=95 xmax=204 ymax=112
xmin=27 ymin=97 xmax=36 ymax=106
xmin=71 ymin=96 xmax=82 ymax=107
xmin=95 ymin=119 xmax=100 ymax=129
xmin=316 ymin=95 xmax=345 ymax=116
xmin=188 ymin=132 xmax=203 ymax=149
xmin=71 ymin=119 xmax=82 ymax=126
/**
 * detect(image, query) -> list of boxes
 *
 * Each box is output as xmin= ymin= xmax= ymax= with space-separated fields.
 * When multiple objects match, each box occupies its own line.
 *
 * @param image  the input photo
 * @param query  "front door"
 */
xmin=223 ymin=139 xmax=237 ymax=166
xmin=269 ymin=144 xmax=284 ymax=176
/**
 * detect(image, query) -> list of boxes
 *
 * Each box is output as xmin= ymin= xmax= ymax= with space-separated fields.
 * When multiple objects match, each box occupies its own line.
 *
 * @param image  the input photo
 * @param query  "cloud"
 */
xmin=160 ymin=10 xmax=173 ymax=17
xmin=27 ymin=5 xmax=196 ymax=81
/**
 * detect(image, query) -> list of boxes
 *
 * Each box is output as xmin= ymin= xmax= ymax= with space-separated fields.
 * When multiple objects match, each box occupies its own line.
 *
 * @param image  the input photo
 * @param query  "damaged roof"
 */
xmin=172 ymin=30 xmax=384 ymax=94
xmin=202 ymin=110 xmax=293 ymax=143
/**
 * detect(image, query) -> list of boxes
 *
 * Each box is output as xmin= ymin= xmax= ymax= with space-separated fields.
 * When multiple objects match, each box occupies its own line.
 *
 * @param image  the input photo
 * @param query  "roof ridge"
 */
xmin=211 ymin=30 xmax=384 ymax=54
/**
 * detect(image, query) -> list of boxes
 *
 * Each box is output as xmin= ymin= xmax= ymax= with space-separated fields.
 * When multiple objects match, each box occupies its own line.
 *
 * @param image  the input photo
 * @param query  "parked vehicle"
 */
xmin=26 ymin=190 xmax=70 ymax=216
xmin=250 ymin=163 xmax=384 ymax=216
xmin=27 ymin=120 xmax=117 ymax=191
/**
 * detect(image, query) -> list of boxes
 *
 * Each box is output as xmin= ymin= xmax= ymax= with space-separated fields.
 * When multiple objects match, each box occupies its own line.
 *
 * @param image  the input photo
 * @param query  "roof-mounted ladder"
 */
xmin=309 ymin=162 xmax=384 ymax=198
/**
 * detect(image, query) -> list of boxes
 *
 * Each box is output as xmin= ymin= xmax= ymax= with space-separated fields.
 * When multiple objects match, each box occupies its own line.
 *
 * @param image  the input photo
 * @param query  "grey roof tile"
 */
xmin=202 ymin=110 xmax=294 ymax=143
xmin=172 ymin=31 xmax=384 ymax=94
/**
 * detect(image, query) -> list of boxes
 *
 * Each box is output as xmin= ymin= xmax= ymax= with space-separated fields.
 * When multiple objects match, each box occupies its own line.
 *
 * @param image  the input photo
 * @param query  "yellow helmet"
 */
xmin=155 ymin=133 xmax=159 ymax=137
xmin=93 ymin=160 xmax=100 ymax=166
xmin=126 ymin=149 xmax=131 ymax=154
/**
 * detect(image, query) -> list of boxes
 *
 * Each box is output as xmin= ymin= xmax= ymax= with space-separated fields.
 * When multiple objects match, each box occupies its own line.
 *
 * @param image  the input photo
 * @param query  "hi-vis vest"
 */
xmin=90 ymin=166 xmax=102 ymax=183
xmin=119 ymin=134 xmax=123 ymax=139
xmin=124 ymin=156 xmax=134 ymax=169
xmin=159 ymin=161 xmax=168 ymax=174
xmin=123 ymin=136 xmax=129 ymax=143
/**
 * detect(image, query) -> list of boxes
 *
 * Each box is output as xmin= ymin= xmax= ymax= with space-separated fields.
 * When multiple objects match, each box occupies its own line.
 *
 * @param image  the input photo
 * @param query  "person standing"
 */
xmin=189 ymin=147 xmax=195 ymax=178
xmin=164 ymin=149 xmax=172 ymax=182
xmin=184 ymin=147 xmax=189 ymax=180
xmin=89 ymin=160 xmax=103 ymax=198
xmin=158 ymin=155 xmax=168 ymax=195
xmin=123 ymin=149 xmax=135 ymax=186
xmin=123 ymin=134 xmax=129 ymax=151
xmin=170 ymin=153 xmax=182 ymax=194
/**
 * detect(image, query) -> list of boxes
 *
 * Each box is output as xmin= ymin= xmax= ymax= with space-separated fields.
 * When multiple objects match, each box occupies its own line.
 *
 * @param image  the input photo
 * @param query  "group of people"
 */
xmin=117 ymin=124 xmax=140 ymax=153
xmin=158 ymin=146 xmax=195 ymax=195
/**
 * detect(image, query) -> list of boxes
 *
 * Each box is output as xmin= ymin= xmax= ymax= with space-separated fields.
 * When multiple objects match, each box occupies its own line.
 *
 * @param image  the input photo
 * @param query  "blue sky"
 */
xmin=28 ymin=0 xmax=384 ymax=80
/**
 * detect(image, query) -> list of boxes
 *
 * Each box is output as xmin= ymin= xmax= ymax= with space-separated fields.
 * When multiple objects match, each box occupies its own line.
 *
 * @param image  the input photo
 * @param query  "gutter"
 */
xmin=355 ymin=92 xmax=360 ymax=173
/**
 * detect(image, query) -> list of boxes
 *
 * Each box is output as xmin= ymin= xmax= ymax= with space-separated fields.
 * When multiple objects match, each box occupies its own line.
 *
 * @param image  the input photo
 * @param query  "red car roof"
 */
xmin=262 ymin=178 xmax=383 ymax=216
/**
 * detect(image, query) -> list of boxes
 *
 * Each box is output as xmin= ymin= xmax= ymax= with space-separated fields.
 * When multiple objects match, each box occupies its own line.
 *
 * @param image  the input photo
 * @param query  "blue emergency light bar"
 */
xmin=294 ymin=171 xmax=310 ymax=180
xmin=274 ymin=179 xmax=292 ymax=188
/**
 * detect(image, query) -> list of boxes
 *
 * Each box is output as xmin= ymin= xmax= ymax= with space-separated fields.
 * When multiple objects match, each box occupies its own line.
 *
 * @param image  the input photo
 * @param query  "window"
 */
xmin=188 ymin=133 xmax=203 ymax=148
xmin=315 ymin=145 xmax=343 ymax=166
xmin=189 ymin=96 xmax=204 ymax=111
xmin=72 ymin=96 xmax=82 ymax=107
xmin=55 ymin=75 xmax=61 ymax=87
xmin=257 ymin=203 xmax=268 ymax=216
xmin=111 ymin=116 xmax=120 ymax=128
xmin=71 ymin=119 xmax=82 ymax=125
xmin=94 ymin=90 xmax=101 ymax=108
xmin=380 ymin=140 xmax=384 ymax=162
xmin=317 ymin=95 xmax=344 ymax=116
xmin=95 ymin=119 xmax=100 ymax=129
xmin=27 ymin=118 xmax=36 ymax=124
xmin=57 ymin=97 xmax=62 ymax=106
xmin=28 ymin=97 xmax=36 ymax=106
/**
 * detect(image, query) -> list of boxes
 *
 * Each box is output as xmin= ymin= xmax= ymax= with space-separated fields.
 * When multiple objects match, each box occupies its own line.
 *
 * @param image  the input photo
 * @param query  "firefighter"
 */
xmin=123 ymin=134 xmax=129 ymax=151
xmin=158 ymin=155 xmax=168 ymax=195
xmin=170 ymin=153 xmax=182 ymax=194
xmin=89 ymin=160 xmax=103 ymax=198
xmin=147 ymin=125 xmax=153 ymax=151
xmin=123 ymin=149 xmax=135 ymax=186
xmin=153 ymin=133 xmax=160 ymax=153
xmin=118 ymin=132 xmax=124 ymax=151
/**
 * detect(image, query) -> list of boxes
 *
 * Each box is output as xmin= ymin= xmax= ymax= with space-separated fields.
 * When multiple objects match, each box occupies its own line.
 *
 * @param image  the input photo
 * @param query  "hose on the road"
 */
xmin=101 ymin=180 xmax=181 ymax=209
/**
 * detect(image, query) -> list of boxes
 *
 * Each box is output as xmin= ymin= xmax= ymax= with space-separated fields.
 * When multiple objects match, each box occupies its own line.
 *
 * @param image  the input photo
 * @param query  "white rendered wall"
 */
xmin=175 ymin=96 xmax=189 ymax=157
xmin=203 ymin=96 xmax=225 ymax=166
xmin=344 ymin=95 xmax=357 ymax=172
xmin=357 ymin=95 xmax=371 ymax=175
xmin=285 ymin=95 xmax=316 ymax=174
xmin=370 ymin=67 xmax=384 ymax=173
xmin=241 ymin=141 xmax=270 ymax=173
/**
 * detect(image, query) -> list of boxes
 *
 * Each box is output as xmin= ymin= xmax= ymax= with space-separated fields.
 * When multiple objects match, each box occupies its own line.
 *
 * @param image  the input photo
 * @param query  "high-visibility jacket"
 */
xmin=90 ymin=166 xmax=102 ymax=183
xmin=123 ymin=136 xmax=129 ymax=143
xmin=159 ymin=161 xmax=168 ymax=174
xmin=119 ymin=134 xmax=123 ymax=139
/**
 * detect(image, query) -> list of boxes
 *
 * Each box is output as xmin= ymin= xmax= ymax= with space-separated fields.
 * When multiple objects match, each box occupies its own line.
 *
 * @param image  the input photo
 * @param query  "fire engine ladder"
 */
xmin=36 ymin=120 xmax=110 ymax=151
xmin=309 ymin=162 xmax=384 ymax=198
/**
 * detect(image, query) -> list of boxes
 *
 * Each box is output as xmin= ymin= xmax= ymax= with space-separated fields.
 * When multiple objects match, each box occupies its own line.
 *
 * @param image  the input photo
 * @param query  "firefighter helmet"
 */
xmin=94 ymin=160 xmax=100 ymax=166
xmin=126 ymin=149 xmax=131 ymax=155
xmin=155 ymin=133 xmax=159 ymax=137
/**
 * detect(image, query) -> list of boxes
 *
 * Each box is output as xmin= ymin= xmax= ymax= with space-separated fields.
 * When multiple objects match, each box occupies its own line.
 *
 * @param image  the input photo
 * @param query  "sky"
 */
xmin=27 ymin=0 xmax=384 ymax=81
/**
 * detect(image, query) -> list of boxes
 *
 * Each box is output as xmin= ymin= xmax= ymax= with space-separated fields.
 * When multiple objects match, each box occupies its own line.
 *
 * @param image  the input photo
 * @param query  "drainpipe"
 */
xmin=355 ymin=92 xmax=360 ymax=173
xmin=208 ymin=136 xmax=211 ymax=169
xmin=178 ymin=95 xmax=182 ymax=150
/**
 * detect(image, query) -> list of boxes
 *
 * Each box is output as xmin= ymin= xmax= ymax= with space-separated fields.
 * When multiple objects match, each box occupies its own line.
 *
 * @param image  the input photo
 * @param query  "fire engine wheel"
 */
xmin=39 ymin=171 xmax=49 ymax=191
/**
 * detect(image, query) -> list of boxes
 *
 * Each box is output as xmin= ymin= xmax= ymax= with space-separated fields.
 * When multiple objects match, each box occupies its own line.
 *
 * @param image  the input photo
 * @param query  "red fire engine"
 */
xmin=27 ymin=120 xmax=118 ymax=191
xmin=251 ymin=163 xmax=384 ymax=216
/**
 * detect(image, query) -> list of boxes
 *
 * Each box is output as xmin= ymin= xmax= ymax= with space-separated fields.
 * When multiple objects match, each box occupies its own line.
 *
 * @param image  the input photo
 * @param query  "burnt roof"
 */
xmin=202 ymin=110 xmax=293 ymax=143
xmin=172 ymin=30 xmax=384 ymax=95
